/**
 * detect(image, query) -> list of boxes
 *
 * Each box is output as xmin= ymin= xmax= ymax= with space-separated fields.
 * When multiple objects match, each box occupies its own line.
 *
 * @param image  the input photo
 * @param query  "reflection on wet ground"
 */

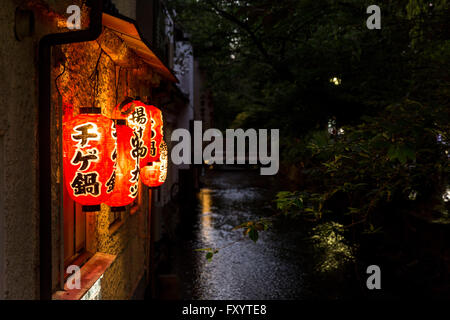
xmin=173 ymin=169 xmax=358 ymax=300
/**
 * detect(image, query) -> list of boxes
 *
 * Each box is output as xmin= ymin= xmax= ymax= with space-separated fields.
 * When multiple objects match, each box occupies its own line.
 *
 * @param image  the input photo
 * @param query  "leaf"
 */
xmin=387 ymin=144 xmax=416 ymax=163
xmin=206 ymin=252 xmax=213 ymax=261
xmin=294 ymin=198 xmax=304 ymax=208
xmin=248 ymin=228 xmax=259 ymax=242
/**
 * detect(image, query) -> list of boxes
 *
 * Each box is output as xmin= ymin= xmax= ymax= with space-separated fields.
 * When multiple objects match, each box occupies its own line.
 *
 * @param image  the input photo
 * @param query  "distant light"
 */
xmin=409 ymin=190 xmax=417 ymax=201
xmin=330 ymin=77 xmax=341 ymax=86
xmin=443 ymin=188 xmax=450 ymax=202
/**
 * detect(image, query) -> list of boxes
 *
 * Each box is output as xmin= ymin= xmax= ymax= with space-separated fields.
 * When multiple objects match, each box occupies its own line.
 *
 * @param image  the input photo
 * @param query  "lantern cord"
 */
xmin=126 ymin=69 xmax=129 ymax=96
xmin=54 ymin=38 xmax=147 ymax=108
xmin=54 ymin=62 xmax=66 ymax=98
xmin=89 ymin=48 xmax=103 ymax=82
xmin=115 ymin=66 xmax=122 ymax=106
xmin=95 ymin=40 xmax=117 ymax=68
xmin=95 ymin=39 xmax=146 ymax=71
xmin=89 ymin=49 xmax=103 ymax=108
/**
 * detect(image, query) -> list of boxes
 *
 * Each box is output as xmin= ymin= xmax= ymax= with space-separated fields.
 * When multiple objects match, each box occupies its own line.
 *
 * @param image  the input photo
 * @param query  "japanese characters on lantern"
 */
xmin=63 ymin=112 xmax=116 ymax=211
xmin=126 ymin=101 xmax=151 ymax=169
xmin=141 ymin=141 xmax=168 ymax=187
xmin=147 ymin=105 xmax=164 ymax=164
xmin=126 ymin=101 xmax=164 ymax=166
xmin=105 ymin=122 xmax=138 ymax=209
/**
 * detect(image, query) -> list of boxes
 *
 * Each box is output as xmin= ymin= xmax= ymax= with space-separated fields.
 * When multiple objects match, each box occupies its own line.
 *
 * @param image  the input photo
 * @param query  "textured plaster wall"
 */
xmin=96 ymin=202 xmax=149 ymax=299
xmin=0 ymin=0 xmax=40 ymax=300
xmin=51 ymin=26 xmax=156 ymax=299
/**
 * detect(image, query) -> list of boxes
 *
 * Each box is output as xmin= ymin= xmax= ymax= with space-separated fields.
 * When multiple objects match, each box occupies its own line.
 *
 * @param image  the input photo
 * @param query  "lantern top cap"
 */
xmin=115 ymin=119 xmax=127 ymax=125
xmin=80 ymin=107 xmax=102 ymax=114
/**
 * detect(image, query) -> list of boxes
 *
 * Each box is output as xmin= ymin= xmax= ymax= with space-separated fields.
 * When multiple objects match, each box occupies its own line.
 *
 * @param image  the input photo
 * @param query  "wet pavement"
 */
xmin=173 ymin=169 xmax=358 ymax=300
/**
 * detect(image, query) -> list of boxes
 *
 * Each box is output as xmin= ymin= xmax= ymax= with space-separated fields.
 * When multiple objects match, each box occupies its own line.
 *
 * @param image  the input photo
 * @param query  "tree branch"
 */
xmin=205 ymin=0 xmax=294 ymax=81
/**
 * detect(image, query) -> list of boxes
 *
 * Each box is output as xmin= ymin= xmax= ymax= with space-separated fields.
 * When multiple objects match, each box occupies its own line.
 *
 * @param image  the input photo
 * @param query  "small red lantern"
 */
xmin=105 ymin=121 xmax=139 ymax=209
xmin=141 ymin=141 xmax=168 ymax=187
xmin=63 ymin=108 xmax=116 ymax=211
xmin=146 ymin=104 xmax=164 ymax=164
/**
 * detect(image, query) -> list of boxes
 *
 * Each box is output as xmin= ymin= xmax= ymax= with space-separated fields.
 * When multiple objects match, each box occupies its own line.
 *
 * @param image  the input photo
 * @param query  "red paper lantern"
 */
xmin=105 ymin=122 xmax=139 ymax=209
xmin=126 ymin=101 xmax=164 ymax=167
xmin=111 ymin=98 xmax=135 ymax=122
xmin=63 ymin=109 xmax=116 ymax=211
xmin=146 ymin=104 xmax=164 ymax=164
xmin=63 ymin=101 xmax=74 ymax=122
xmin=141 ymin=141 xmax=168 ymax=187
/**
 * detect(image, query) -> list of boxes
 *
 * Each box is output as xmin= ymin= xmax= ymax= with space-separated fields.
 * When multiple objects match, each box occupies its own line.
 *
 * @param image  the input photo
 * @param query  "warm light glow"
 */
xmin=198 ymin=188 xmax=213 ymax=243
xmin=57 ymin=18 xmax=67 ymax=29
xmin=147 ymin=105 xmax=164 ymax=163
xmin=63 ymin=114 xmax=116 ymax=206
xmin=126 ymin=101 xmax=152 ymax=168
xmin=105 ymin=123 xmax=138 ymax=208
xmin=140 ymin=141 xmax=168 ymax=187
xmin=443 ymin=187 xmax=450 ymax=203
xmin=124 ymin=101 xmax=164 ymax=166
xmin=330 ymin=77 xmax=341 ymax=86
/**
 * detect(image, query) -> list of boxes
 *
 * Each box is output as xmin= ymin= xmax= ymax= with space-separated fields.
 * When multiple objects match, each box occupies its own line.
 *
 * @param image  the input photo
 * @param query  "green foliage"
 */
xmin=169 ymin=0 xmax=449 ymax=258
xmin=275 ymin=190 xmax=329 ymax=220
xmin=195 ymin=248 xmax=219 ymax=262
xmin=233 ymin=219 xmax=271 ymax=243
xmin=167 ymin=0 xmax=419 ymax=131
xmin=277 ymin=99 xmax=449 ymax=232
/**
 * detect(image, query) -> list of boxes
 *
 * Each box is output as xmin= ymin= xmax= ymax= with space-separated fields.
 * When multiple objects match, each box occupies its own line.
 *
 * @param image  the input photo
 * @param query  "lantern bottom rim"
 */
xmin=110 ymin=206 xmax=127 ymax=212
xmin=82 ymin=205 xmax=101 ymax=212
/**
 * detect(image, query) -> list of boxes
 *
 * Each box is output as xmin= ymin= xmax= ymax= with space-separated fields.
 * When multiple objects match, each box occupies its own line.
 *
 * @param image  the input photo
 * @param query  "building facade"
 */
xmin=0 ymin=0 xmax=206 ymax=300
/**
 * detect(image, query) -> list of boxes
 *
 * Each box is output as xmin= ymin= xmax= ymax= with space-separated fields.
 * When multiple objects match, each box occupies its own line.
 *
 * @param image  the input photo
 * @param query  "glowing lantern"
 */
xmin=63 ymin=108 xmax=116 ymax=211
xmin=63 ymin=101 xmax=74 ymax=122
xmin=105 ymin=121 xmax=139 ymax=210
xmin=126 ymin=101 xmax=164 ymax=167
xmin=146 ymin=104 xmax=164 ymax=164
xmin=141 ymin=141 xmax=168 ymax=187
xmin=111 ymin=98 xmax=135 ymax=122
